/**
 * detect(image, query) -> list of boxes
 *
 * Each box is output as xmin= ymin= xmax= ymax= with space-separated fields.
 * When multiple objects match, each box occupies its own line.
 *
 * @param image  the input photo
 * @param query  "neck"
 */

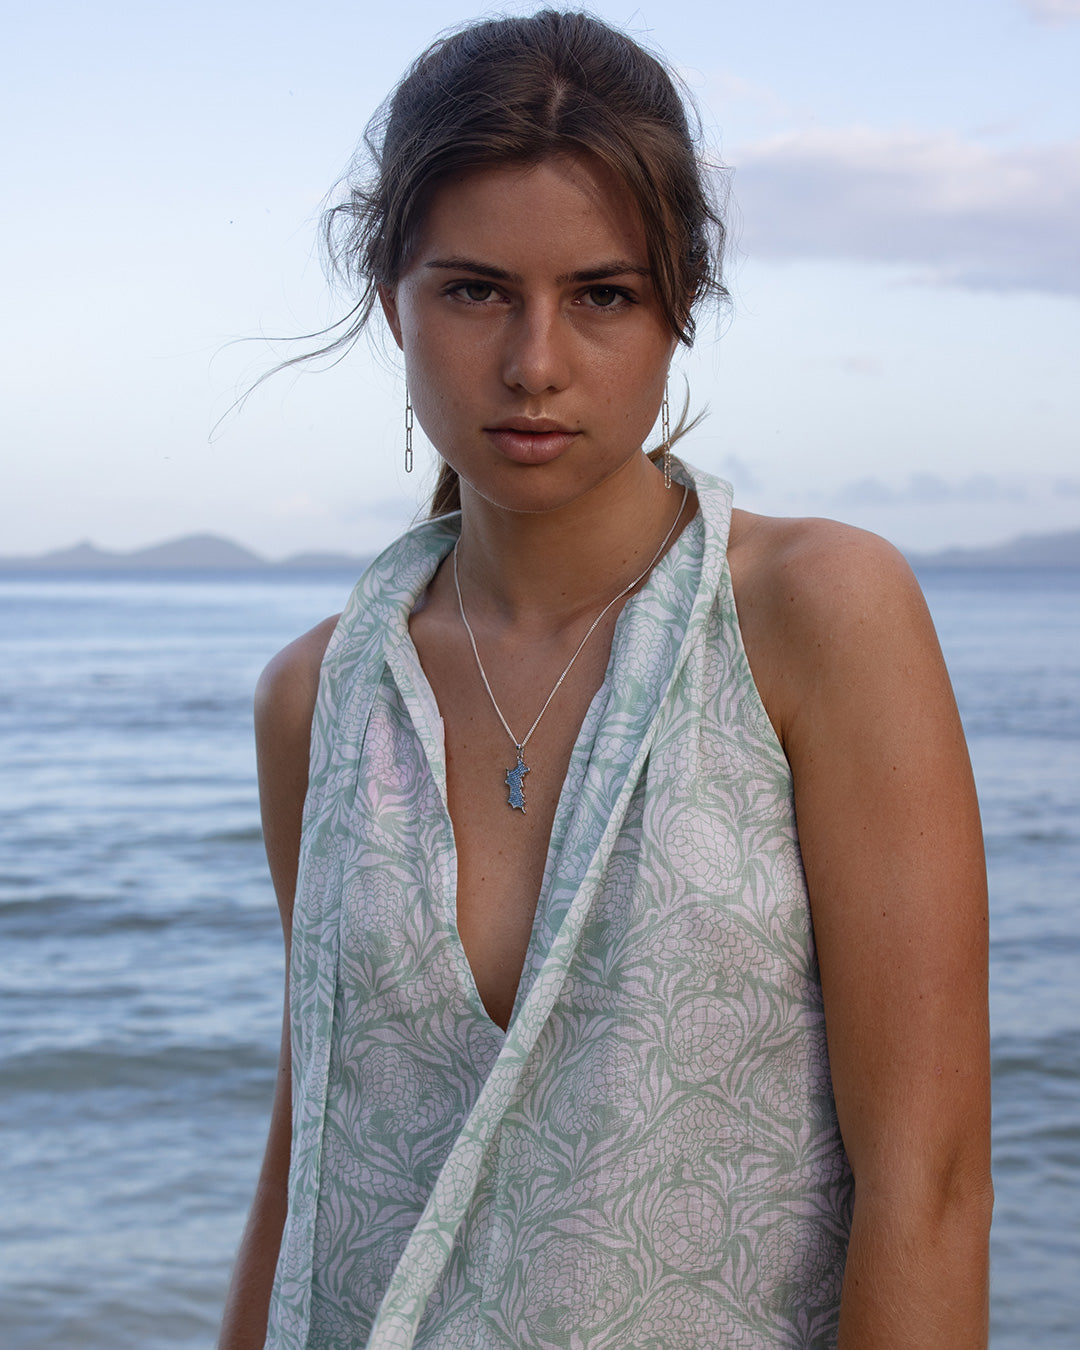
xmin=454 ymin=454 xmax=688 ymax=630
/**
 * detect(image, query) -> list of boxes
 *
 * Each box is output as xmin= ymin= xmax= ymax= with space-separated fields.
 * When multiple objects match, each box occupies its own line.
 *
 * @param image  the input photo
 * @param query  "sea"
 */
xmin=0 ymin=565 xmax=1077 ymax=1348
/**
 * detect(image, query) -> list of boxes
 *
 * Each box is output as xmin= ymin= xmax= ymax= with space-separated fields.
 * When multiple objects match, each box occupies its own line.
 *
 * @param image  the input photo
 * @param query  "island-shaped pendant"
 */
xmin=505 ymin=749 xmax=530 ymax=812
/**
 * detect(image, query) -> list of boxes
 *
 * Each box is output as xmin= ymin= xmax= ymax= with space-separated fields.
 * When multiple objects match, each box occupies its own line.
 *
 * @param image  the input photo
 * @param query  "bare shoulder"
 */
xmin=728 ymin=507 xmax=925 ymax=629
xmin=727 ymin=508 xmax=941 ymax=744
xmin=255 ymin=614 xmax=341 ymax=736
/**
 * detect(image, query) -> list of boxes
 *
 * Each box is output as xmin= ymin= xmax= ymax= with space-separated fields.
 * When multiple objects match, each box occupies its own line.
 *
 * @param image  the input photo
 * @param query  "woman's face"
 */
xmin=379 ymin=153 xmax=676 ymax=515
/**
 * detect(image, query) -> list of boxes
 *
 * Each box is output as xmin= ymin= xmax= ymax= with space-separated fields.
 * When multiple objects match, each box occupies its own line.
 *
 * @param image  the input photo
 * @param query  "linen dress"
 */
xmin=265 ymin=462 xmax=854 ymax=1350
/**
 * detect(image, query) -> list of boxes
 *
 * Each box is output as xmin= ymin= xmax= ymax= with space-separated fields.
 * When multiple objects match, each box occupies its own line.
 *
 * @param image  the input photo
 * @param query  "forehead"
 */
xmin=407 ymin=154 xmax=650 ymax=272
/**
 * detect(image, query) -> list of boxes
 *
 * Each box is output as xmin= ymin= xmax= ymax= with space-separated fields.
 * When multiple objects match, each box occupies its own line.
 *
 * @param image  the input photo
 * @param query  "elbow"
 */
xmin=953 ymin=1169 xmax=994 ymax=1247
xmin=934 ymin=1139 xmax=995 ymax=1239
xmin=940 ymin=1171 xmax=995 ymax=1259
xmin=849 ymin=1128 xmax=995 ymax=1240
xmin=850 ymin=1148 xmax=995 ymax=1264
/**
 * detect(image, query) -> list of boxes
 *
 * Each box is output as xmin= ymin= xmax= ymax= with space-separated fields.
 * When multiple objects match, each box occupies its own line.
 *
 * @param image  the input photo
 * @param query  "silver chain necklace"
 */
xmin=453 ymin=483 xmax=689 ymax=812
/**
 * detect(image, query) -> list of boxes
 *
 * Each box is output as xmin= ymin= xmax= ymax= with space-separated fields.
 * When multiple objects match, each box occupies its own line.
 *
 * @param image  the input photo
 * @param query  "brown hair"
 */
xmin=321 ymin=10 xmax=728 ymax=514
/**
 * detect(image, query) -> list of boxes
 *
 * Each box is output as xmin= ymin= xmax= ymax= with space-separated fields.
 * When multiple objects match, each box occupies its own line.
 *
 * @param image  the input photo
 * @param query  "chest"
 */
xmin=408 ymin=604 xmax=621 ymax=1029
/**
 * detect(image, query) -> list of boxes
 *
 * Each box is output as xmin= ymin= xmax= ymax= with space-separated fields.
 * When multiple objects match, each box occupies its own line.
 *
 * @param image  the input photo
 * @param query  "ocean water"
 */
xmin=0 ymin=566 xmax=1077 ymax=1348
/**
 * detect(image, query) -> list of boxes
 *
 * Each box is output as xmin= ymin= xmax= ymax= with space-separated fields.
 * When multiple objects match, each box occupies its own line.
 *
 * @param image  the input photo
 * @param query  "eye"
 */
xmin=450 ymin=281 xmax=499 ymax=304
xmin=582 ymin=285 xmax=634 ymax=310
xmin=589 ymin=286 xmax=620 ymax=306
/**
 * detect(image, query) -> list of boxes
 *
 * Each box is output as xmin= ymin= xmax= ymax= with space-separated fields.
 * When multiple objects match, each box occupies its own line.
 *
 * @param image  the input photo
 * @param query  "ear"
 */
xmin=378 ymin=283 xmax=404 ymax=350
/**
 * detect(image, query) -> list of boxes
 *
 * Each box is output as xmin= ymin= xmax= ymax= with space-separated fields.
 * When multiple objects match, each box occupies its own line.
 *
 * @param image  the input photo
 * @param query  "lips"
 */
xmin=485 ymin=418 xmax=580 ymax=465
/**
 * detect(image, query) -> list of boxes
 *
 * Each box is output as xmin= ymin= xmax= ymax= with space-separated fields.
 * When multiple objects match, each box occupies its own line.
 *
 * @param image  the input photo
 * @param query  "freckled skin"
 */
xmin=378 ymin=155 xmax=677 ymax=519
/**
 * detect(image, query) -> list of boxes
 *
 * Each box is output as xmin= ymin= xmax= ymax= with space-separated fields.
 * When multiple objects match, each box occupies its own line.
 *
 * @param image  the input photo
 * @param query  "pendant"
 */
xmin=505 ymin=748 xmax=530 ymax=812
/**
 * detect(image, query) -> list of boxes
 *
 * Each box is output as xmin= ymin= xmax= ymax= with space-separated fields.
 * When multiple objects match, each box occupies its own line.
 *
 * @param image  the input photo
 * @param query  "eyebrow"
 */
xmin=423 ymin=257 xmax=653 ymax=285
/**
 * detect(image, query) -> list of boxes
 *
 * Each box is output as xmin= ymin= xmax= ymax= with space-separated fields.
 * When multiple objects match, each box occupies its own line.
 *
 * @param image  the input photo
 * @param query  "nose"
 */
xmin=501 ymin=303 xmax=570 ymax=396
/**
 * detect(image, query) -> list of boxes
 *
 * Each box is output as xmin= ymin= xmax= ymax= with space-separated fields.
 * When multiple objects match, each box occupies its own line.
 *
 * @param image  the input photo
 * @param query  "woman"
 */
xmin=220 ymin=12 xmax=991 ymax=1349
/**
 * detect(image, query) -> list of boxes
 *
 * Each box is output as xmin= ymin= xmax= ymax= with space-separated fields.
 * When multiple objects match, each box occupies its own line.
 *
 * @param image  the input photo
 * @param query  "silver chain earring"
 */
xmin=661 ymin=386 xmax=672 ymax=489
xmin=404 ymin=390 xmax=414 ymax=474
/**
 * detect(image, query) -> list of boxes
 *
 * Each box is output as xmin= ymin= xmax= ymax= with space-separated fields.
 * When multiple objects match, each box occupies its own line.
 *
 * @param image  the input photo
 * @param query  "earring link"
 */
xmin=661 ymin=386 xmax=672 ymax=489
xmin=404 ymin=390 xmax=414 ymax=474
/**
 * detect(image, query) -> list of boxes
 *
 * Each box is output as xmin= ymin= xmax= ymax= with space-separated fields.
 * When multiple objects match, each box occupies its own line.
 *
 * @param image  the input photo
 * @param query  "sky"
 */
xmin=3 ymin=0 xmax=1079 ymax=558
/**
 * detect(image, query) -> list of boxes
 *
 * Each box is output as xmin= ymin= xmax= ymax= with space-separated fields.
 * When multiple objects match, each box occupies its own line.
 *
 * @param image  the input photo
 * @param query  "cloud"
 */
xmin=836 ymin=474 xmax=1025 ymax=508
xmin=840 ymin=355 xmax=882 ymax=377
xmin=716 ymin=454 xmax=763 ymax=493
xmin=1020 ymin=0 xmax=1080 ymax=22
xmin=733 ymin=129 xmax=1080 ymax=296
xmin=707 ymin=71 xmax=797 ymax=126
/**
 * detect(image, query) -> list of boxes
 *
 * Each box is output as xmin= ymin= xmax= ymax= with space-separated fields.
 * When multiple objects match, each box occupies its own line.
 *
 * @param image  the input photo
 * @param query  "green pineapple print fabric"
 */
xmin=265 ymin=461 xmax=854 ymax=1350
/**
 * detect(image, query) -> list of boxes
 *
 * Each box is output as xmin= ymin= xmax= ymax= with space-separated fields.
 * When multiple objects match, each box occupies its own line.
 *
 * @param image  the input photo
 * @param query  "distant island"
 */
xmin=906 ymin=530 xmax=1080 ymax=569
xmin=1 ymin=527 xmax=1080 ymax=572
xmin=0 ymin=533 xmax=374 ymax=573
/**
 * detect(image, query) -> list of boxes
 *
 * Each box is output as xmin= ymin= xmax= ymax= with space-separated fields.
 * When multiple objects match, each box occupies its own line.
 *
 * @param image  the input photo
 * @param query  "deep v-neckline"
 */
xmin=388 ymin=574 xmax=625 ymax=1032
xmin=384 ymin=506 xmax=702 ymax=1032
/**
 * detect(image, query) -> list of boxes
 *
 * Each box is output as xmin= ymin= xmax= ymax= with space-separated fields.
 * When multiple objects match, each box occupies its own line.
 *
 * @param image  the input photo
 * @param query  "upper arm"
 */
xmin=216 ymin=615 xmax=340 ymax=1346
xmin=254 ymin=614 xmax=340 ymax=948
xmin=737 ymin=521 xmax=990 ymax=1194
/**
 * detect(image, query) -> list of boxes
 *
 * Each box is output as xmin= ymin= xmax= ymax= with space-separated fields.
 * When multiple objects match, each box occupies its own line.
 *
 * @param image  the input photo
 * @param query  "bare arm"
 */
xmin=217 ymin=615 xmax=339 ymax=1350
xmin=735 ymin=518 xmax=992 ymax=1348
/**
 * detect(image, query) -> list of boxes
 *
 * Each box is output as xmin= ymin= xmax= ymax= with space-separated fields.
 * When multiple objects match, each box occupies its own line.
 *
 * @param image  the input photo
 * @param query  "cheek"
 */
xmin=401 ymin=332 xmax=479 ymax=447
xmin=613 ymin=339 xmax=671 ymax=404
xmin=401 ymin=306 xmax=474 ymax=385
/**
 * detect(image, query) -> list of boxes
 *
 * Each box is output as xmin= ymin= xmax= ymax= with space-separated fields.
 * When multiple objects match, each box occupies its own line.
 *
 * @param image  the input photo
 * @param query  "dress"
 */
xmin=265 ymin=461 xmax=854 ymax=1350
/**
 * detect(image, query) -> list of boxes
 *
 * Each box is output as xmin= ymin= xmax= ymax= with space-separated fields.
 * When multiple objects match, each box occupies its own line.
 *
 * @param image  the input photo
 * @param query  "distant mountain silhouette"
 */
xmin=0 ymin=533 xmax=372 ymax=572
xmin=908 ymin=529 xmax=1080 ymax=569
xmin=277 ymin=550 xmax=374 ymax=570
xmin=2 ymin=527 xmax=1079 ymax=573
